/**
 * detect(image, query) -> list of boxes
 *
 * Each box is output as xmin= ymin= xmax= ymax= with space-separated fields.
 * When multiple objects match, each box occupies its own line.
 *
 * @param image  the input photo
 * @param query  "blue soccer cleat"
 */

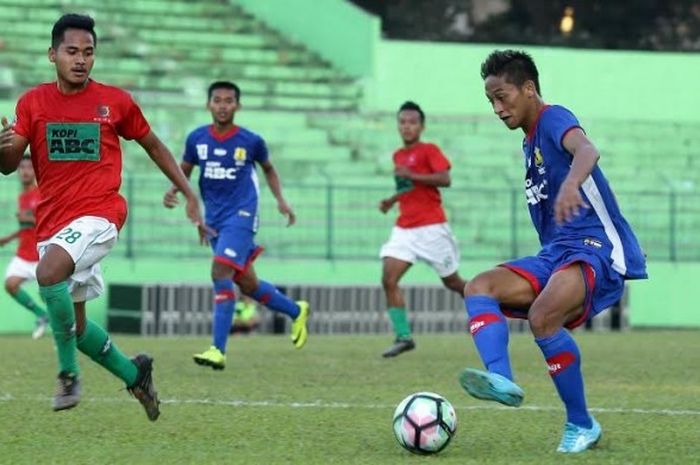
xmin=557 ymin=417 xmax=602 ymax=453
xmin=458 ymin=367 xmax=524 ymax=407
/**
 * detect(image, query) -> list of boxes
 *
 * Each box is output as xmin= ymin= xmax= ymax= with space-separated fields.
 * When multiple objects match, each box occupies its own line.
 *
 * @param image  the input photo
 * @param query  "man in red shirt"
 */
xmin=0 ymin=156 xmax=48 ymax=339
xmin=0 ymin=14 xmax=205 ymax=420
xmin=379 ymin=101 xmax=468 ymax=357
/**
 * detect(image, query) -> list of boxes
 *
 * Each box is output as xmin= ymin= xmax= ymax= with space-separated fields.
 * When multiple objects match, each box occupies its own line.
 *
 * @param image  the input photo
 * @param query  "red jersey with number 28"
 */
xmin=13 ymin=80 xmax=150 ymax=241
xmin=16 ymin=187 xmax=40 ymax=261
xmin=393 ymin=142 xmax=451 ymax=228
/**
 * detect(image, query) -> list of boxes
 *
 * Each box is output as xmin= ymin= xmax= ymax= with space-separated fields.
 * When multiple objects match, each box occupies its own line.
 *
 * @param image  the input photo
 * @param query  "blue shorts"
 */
xmin=500 ymin=242 xmax=625 ymax=329
xmin=210 ymin=225 xmax=264 ymax=278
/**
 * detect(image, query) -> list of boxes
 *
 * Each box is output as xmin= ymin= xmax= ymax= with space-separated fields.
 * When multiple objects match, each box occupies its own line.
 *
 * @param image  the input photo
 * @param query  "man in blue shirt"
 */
xmin=164 ymin=81 xmax=309 ymax=370
xmin=459 ymin=50 xmax=647 ymax=453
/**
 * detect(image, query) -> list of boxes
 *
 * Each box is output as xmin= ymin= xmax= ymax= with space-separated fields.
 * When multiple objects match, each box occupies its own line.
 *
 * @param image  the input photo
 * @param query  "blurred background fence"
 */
xmin=3 ymin=175 xmax=697 ymax=262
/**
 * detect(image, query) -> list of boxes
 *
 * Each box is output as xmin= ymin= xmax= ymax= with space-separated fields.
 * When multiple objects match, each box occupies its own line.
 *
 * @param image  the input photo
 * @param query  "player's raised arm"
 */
xmin=0 ymin=117 xmax=29 ymax=175
xmin=259 ymin=159 xmax=295 ymax=227
xmin=136 ymin=130 xmax=212 ymax=242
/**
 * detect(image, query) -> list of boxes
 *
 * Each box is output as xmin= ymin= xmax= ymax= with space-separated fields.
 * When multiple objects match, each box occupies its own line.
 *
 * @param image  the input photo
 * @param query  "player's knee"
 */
xmin=4 ymin=279 xmax=18 ymax=295
xmin=464 ymin=273 xmax=495 ymax=297
xmin=36 ymin=266 xmax=62 ymax=287
xmin=381 ymin=274 xmax=399 ymax=291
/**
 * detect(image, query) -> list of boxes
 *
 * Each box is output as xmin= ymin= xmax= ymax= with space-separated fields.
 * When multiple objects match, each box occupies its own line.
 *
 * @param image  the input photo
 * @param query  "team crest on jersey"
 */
xmin=533 ymin=147 xmax=546 ymax=174
xmin=97 ymin=105 xmax=110 ymax=118
xmin=196 ymin=144 xmax=208 ymax=160
xmin=234 ymin=147 xmax=247 ymax=166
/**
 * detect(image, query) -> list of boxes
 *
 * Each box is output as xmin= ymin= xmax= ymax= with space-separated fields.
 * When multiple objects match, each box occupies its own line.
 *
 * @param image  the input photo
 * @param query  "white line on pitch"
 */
xmin=1 ymin=393 xmax=699 ymax=416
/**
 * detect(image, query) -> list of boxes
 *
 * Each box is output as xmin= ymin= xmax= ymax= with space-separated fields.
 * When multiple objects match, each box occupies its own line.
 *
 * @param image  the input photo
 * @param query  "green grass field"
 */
xmin=1 ymin=331 xmax=698 ymax=464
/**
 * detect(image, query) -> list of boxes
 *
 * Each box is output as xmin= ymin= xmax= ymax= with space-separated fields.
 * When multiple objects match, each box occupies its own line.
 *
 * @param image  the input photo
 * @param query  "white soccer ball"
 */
xmin=392 ymin=391 xmax=457 ymax=454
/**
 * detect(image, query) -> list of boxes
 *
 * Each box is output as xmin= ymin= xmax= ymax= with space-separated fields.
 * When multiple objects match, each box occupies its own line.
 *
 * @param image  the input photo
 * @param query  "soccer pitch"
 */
xmin=1 ymin=331 xmax=698 ymax=464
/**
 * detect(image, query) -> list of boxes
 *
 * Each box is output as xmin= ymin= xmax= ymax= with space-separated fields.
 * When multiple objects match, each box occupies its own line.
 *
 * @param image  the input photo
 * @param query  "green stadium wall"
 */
xmin=0 ymin=257 xmax=697 ymax=334
xmin=368 ymin=41 xmax=700 ymax=122
xmin=231 ymin=1 xmax=700 ymax=122
xmin=231 ymin=0 xmax=379 ymax=77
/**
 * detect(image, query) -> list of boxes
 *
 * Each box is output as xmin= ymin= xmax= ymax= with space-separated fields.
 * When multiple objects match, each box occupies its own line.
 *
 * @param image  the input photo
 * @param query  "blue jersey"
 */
xmin=522 ymin=105 xmax=647 ymax=279
xmin=183 ymin=125 xmax=269 ymax=231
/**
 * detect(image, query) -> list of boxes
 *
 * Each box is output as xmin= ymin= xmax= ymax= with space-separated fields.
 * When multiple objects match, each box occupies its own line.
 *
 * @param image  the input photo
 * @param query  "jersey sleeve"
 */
xmin=253 ymin=136 xmax=269 ymax=164
xmin=13 ymin=92 xmax=32 ymax=139
xmin=116 ymin=93 xmax=151 ymax=140
xmin=182 ymin=131 xmax=198 ymax=165
xmin=427 ymin=144 xmax=451 ymax=172
xmin=542 ymin=106 xmax=583 ymax=152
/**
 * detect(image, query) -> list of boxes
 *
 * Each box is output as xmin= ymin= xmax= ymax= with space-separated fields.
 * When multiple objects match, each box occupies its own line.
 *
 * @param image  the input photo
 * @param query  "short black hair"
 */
xmin=51 ymin=14 xmax=97 ymax=49
xmin=480 ymin=50 xmax=540 ymax=95
xmin=208 ymin=81 xmax=241 ymax=102
xmin=398 ymin=101 xmax=425 ymax=123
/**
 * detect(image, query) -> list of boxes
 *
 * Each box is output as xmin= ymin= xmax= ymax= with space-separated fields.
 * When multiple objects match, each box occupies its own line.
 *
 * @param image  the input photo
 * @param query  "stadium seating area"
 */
xmin=0 ymin=0 xmax=698 ymax=262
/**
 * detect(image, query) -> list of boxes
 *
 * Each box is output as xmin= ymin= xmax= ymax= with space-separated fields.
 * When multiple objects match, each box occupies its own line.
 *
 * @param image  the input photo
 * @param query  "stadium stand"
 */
xmin=0 ymin=0 xmax=698 ymax=262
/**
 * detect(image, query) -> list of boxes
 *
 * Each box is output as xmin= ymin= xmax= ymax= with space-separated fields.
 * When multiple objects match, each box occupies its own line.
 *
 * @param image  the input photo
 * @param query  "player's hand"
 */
xmin=394 ymin=165 xmax=413 ymax=179
xmin=379 ymin=198 xmax=394 ymax=214
xmin=554 ymin=180 xmax=589 ymax=224
xmin=0 ymin=117 xmax=15 ymax=152
xmin=163 ymin=187 xmax=179 ymax=209
xmin=0 ymin=236 xmax=10 ymax=247
xmin=277 ymin=200 xmax=296 ymax=227
xmin=184 ymin=194 xmax=217 ymax=245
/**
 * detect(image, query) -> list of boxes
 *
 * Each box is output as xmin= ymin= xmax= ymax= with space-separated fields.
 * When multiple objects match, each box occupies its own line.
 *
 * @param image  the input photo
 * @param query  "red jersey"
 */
xmin=16 ymin=187 xmax=40 ymax=262
xmin=393 ymin=142 xmax=451 ymax=228
xmin=13 ymin=80 xmax=150 ymax=241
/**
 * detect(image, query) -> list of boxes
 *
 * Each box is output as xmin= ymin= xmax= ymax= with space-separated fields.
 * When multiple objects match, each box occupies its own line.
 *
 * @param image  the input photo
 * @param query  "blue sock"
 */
xmin=251 ymin=281 xmax=300 ymax=319
xmin=535 ymin=329 xmax=592 ymax=428
xmin=465 ymin=295 xmax=513 ymax=380
xmin=212 ymin=279 xmax=236 ymax=353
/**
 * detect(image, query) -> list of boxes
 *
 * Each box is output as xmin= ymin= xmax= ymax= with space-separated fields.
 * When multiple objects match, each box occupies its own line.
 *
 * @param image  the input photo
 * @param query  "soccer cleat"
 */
xmin=32 ymin=316 xmax=49 ymax=340
xmin=291 ymin=301 xmax=309 ymax=349
xmin=127 ymin=354 xmax=161 ymax=421
xmin=382 ymin=338 xmax=416 ymax=358
xmin=52 ymin=371 xmax=81 ymax=411
xmin=557 ymin=417 xmax=602 ymax=453
xmin=459 ymin=367 xmax=524 ymax=407
xmin=193 ymin=346 xmax=226 ymax=370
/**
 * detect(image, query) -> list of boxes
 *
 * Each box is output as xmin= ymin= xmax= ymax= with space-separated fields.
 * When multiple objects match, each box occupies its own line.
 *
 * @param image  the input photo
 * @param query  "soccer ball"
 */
xmin=392 ymin=391 xmax=457 ymax=454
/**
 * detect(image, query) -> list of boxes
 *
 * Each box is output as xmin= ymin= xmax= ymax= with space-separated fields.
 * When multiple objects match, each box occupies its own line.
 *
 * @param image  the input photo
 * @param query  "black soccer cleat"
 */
xmin=382 ymin=338 xmax=416 ymax=358
xmin=53 ymin=371 xmax=81 ymax=411
xmin=127 ymin=354 xmax=161 ymax=421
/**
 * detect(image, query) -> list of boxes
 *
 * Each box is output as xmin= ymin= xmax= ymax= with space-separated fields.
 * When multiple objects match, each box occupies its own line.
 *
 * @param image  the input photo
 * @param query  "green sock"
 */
xmin=77 ymin=319 xmax=138 ymax=386
xmin=40 ymin=282 xmax=79 ymax=375
xmin=11 ymin=288 xmax=48 ymax=318
xmin=388 ymin=307 xmax=412 ymax=339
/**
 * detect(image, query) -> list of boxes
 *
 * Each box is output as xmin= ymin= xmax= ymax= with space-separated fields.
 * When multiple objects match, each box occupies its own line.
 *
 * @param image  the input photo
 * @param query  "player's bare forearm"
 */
xmin=563 ymin=144 xmax=599 ymax=188
xmin=169 ymin=162 xmax=194 ymax=193
xmin=562 ymin=128 xmax=600 ymax=187
xmin=0 ymin=231 xmax=19 ymax=246
xmin=262 ymin=163 xmax=286 ymax=203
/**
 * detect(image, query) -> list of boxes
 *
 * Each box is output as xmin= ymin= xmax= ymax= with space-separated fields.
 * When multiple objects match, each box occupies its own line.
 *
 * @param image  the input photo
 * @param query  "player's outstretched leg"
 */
xmin=194 ymin=278 xmax=236 ymax=370
xmin=40 ymin=282 xmax=81 ymax=411
xmin=75 ymin=319 xmax=160 ymax=419
xmin=535 ymin=329 xmax=599 ymax=452
xmin=127 ymin=354 xmax=161 ymax=422
xmin=249 ymin=280 xmax=310 ymax=349
xmin=6 ymin=280 xmax=49 ymax=339
xmin=458 ymin=367 xmax=524 ymax=407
